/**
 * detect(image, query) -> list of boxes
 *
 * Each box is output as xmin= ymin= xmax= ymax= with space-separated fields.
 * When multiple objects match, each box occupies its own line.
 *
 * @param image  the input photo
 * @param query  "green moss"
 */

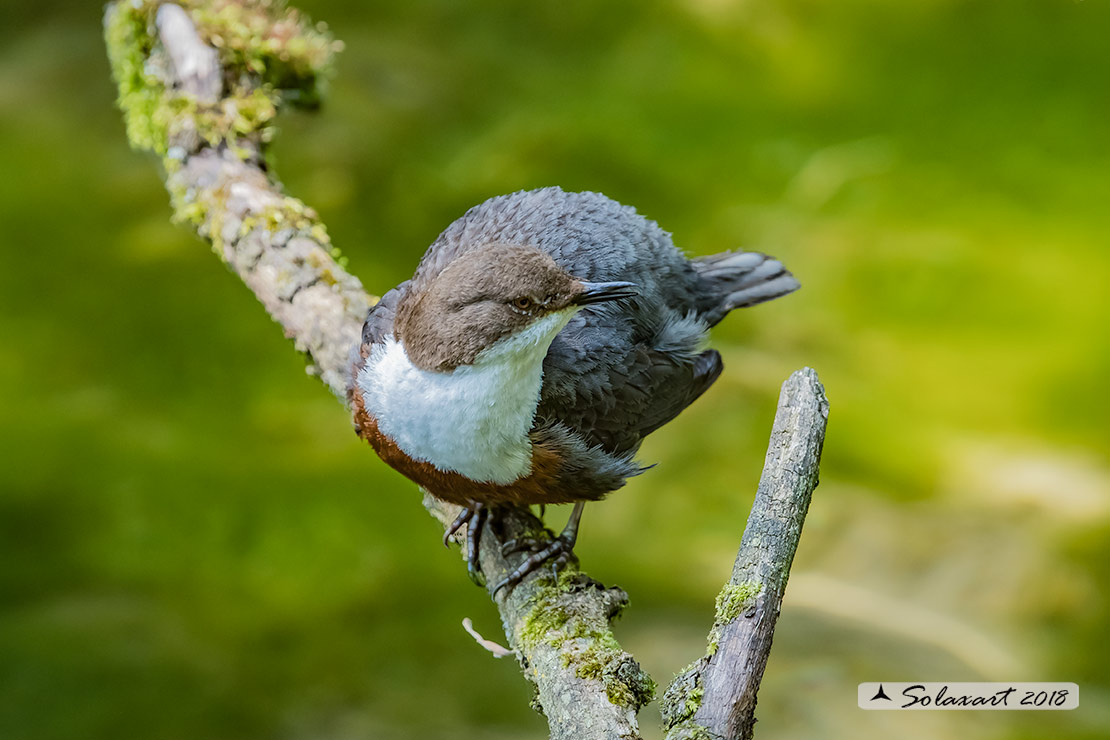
xmin=714 ymin=580 xmax=762 ymax=623
xmin=604 ymin=667 xmax=655 ymax=707
xmin=105 ymin=0 xmax=340 ymax=163
xmin=705 ymin=579 xmax=763 ymax=656
xmin=662 ymin=669 xmax=704 ymax=728
xmin=188 ymin=0 xmax=341 ymax=104
xmin=168 ymin=179 xmax=209 ymax=230
xmin=167 ymin=172 xmax=226 ymax=256
xmin=245 ymin=197 xmax=328 ymax=239
xmin=518 ymin=592 xmax=571 ymax=651
xmin=670 ymin=725 xmax=714 ymax=740
xmin=682 ymin=686 xmax=704 ymax=720
xmin=563 ymin=630 xmax=621 ymax=674
xmin=570 ymin=649 xmax=604 ymax=677
xmin=194 ymin=86 xmax=279 ymax=147
xmin=104 ymin=2 xmax=167 ymax=154
xmin=627 ymin=668 xmax=657 ymax=706
xmin=517 ymin=580 xmax=654 ymax=709
xmin=570 ymin=637 xmax=655 ymax=708
xmin=555 ymin=564 xmax=582 ymax=592
xmin=606 ymin=681 xmax=633 ymax=706
xmin=159 ymin=121 xmax=339 ymax=260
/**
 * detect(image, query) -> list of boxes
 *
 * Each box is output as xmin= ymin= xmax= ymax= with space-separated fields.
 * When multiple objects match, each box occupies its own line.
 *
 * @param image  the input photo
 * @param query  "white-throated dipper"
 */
xmin=349 ymin=187 xmax=799 ymax=591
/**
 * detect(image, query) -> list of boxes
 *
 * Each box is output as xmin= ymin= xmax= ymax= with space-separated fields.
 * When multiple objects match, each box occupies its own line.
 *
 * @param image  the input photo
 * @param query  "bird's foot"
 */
xmin=443 ymin=502 xmax=488 ymax=587
xmin=493 ymin=501 xmax=585 ymax=596
xmin=493 ymin=533 xmax=576 ymax=596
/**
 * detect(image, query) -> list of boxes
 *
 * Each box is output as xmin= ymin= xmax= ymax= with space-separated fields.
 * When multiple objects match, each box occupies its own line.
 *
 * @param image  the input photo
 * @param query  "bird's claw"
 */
xmin=492 ymin=533 xmax=576 ymax=596
xmin=444 ymin=503 xmax=489 ymax=587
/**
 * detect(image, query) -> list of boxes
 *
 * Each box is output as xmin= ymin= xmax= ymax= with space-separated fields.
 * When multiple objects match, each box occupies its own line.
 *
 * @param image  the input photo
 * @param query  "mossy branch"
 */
xmin=104 ymin=0 xmax=362 ymax=397
xmin=104 ymin=3 xmax=651 ymax=738
xmin=103 ymin=4 xmax=827 ymax=739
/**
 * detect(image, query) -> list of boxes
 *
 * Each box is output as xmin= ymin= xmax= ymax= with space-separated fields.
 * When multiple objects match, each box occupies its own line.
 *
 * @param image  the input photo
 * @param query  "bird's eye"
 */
xmin=512 ymin=296 xmax=534 ymax=311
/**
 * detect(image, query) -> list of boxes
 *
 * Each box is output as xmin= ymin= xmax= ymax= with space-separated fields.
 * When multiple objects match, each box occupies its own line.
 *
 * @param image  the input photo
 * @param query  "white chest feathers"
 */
xmin=356 ymin=310 xmax=576 ymax=484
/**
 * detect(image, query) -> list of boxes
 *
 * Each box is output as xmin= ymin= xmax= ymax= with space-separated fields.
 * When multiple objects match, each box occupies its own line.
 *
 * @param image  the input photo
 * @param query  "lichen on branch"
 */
xmin=104 ymin=0 xmax=343 ymax=261
xmin=516 ymin=569 xmax=656 ymax=708
xmin=105 ymin=0 xmax=339 ymax=156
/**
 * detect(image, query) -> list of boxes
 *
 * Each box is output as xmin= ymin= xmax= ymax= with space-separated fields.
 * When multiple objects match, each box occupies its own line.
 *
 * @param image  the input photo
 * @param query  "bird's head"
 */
xmin=395 ymin=244 xmax=637 ymax=372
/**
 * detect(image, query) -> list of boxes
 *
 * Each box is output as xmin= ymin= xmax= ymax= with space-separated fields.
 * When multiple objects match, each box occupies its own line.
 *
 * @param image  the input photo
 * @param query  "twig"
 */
xmin=461 ymin=618 xmax=515 ymax=658
xmin=662 ymin=369 xmax=828 ymax=740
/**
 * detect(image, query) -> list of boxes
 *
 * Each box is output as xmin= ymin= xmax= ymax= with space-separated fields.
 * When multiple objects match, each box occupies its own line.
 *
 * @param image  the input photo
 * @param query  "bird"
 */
xmin=348 ymin=187 xmax=799 ymax=592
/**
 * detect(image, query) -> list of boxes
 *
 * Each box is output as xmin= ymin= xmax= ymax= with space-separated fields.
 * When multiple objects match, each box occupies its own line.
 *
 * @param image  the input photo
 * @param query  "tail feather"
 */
xmin=693 ymin=250 xmax=800 ymax=326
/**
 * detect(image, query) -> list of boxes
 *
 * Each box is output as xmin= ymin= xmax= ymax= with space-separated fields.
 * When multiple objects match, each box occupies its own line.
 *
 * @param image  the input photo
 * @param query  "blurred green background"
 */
xmin=2 ymin=1 xmax=1108 ymax=738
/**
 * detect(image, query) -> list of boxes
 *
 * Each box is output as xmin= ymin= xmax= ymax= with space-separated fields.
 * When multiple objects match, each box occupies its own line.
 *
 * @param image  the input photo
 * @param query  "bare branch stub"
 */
xmin=663 ymin=368 xmax=828 ymax=740
xmin=155 ymin=4 xmax=220 ymax=104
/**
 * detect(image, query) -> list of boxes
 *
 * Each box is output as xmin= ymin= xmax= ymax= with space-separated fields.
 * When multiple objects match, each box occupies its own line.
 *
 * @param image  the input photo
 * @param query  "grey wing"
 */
xmin=536 ymin=307 xmax=721 ymax=455
xmin=360 ymin=281 xmax=409 ymax=350
xmin=349 ymin=282 xmax=409 ymax=407
xmin=613 ymin=347 xmax=722 ymax=443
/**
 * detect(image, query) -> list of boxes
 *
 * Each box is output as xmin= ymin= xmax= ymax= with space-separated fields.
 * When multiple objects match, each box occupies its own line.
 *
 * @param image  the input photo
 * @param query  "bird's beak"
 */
xmin=573 ymin=281 xmax=640 ymax=306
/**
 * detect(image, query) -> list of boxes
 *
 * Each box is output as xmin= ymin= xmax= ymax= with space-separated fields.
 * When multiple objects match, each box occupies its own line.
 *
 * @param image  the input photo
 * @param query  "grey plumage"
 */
xmin=358 ymin=186 xmax=798 ymax=497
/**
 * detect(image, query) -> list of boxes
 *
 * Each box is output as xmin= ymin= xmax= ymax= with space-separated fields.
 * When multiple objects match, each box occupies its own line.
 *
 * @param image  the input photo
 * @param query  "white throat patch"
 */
xmin=357 ymin=309 xmax=576 ymax=484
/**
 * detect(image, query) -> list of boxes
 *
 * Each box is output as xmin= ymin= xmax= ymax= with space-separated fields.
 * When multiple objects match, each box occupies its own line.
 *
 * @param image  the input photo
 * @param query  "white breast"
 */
xmin=356 ymin=310 xmax=575 ymax=484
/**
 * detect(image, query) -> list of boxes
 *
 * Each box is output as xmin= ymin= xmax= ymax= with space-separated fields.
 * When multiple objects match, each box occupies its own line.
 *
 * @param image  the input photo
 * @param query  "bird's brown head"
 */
xmin=395 ymin=244 xmax=637 ymax=372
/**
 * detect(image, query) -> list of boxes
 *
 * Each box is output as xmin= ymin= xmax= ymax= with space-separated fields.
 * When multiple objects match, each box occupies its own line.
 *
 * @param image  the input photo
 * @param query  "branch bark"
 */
xmin=103 ymin=4 xmax=828 ymax=739
xmin=662 ymin=369 xmax=828 ymax=740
